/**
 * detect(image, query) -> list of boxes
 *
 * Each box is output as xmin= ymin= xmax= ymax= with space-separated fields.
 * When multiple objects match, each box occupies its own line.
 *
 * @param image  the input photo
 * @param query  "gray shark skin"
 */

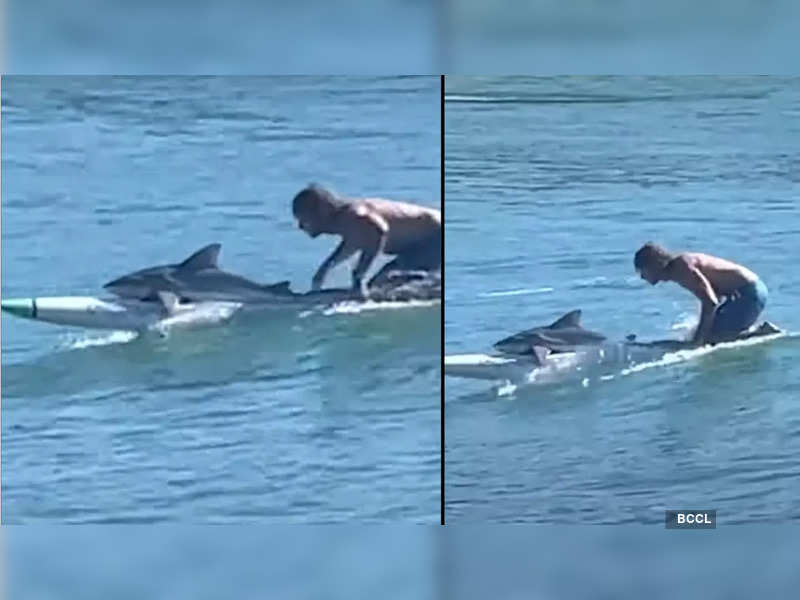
xmin=103 ymin=243 xmax=440 ymax=307
xmin=104 ymin=243 xmax=295 ymax=303
xmin=493 ymin=310 xmax=607 ymax=363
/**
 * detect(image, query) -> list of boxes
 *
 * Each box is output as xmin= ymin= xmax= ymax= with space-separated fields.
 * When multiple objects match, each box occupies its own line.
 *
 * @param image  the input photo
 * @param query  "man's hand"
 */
xmin=312 ymin=240 xmax=357 ymax=291
xmin=670 ymin=260 xmax=719 ymax=346
xmin=692 ymin=301 xmax=718 ymax=345
xmin=352 ymin=274 xmax=369 ymax=299
xmin=691 ymin=328 xmax=706 ymax=345
xmin=350 ymin=215 xmax=386 ymax=293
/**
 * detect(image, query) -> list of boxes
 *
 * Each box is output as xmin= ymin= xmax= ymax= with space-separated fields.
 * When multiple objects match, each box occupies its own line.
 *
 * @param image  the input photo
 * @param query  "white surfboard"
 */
xmin=1 ymin=295 xmax=243 ymax=333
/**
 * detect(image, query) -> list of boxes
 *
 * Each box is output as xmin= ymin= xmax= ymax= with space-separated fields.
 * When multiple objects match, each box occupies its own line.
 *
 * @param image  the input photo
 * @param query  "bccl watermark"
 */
xmin=665 ymin=510 xmax=716 ymax=529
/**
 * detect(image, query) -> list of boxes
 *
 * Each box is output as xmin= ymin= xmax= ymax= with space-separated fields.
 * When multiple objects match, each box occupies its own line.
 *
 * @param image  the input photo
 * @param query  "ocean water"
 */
xmin=5 ymin=526 xmax=800 ymax=599
xmin=1 ymin=76 xmax=441 ymax=523
xmin=444 ymin=76 xmax=800 ymax=523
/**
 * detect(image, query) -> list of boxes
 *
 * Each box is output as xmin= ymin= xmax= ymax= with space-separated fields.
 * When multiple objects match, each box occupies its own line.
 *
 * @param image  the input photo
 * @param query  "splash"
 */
xmin=496 ymin=381 xmax=518 ymax=397
xmin=320 ymin=299 xmax=439 ymax=316
xmin=620 ymin=331 xmax=789 ymax=376
xmin=62 ymin=330 xmax=139 ymax=350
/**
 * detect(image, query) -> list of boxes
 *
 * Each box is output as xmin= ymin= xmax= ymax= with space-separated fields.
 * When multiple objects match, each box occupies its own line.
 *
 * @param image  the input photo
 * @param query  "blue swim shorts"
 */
xmin=710 ymin=279 xmax=768 ymax=339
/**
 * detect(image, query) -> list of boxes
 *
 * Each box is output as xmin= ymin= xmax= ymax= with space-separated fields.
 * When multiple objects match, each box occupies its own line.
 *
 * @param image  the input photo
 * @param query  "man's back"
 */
xmin=349 ymin=198 xmax=440 ymax=254
xmin=669 ymin=252 xmax=757 ymax=297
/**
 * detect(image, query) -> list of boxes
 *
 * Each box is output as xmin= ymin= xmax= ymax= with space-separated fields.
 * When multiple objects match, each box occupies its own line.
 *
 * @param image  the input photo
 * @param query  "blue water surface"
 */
xmin=5 ymin=526 xmax=800 ymax=599
xmin=2 ymin=76 xmax=441 ymax=523
xmin=445 ymin=76 xmax=800 ymax=523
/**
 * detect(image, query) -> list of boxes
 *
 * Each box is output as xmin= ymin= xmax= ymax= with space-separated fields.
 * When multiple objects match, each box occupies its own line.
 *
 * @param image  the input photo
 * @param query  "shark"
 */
xmin=103 ymin=243 xmax=440 ymax=307
xmin=492 ymin=309 xmax=782 ymax=367
xmin=493 ymin=309 xmax=607 ymax=365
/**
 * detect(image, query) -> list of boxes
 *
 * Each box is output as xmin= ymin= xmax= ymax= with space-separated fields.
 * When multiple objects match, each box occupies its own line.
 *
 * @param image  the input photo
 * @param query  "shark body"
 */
xmin=491 ymin=309 xmax=782 ymax=369
xmin=493 ymin=309 xmax=607 ymax=365
xmin=103 ymin=243 xmax=440 ymax=307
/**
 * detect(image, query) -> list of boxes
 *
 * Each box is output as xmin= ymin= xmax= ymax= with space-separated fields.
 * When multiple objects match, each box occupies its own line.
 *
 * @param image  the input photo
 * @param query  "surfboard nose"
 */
xmin=1 ymin=298 xmax=35 ymax=319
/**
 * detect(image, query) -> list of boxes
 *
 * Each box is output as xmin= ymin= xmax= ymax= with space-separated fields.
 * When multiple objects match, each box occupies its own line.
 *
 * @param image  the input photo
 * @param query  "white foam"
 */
xmin=620 ymin=332 xmax=787 ymax=376
xmin=64 ymin=330 xmax=139 ymax=350
xmin=446 ymin=95 xmax=498 ymax=102
xmin=321 ymin=299 xmax=440 ymax=316
xmin=496 ymin=381 xmax=518 ymax=397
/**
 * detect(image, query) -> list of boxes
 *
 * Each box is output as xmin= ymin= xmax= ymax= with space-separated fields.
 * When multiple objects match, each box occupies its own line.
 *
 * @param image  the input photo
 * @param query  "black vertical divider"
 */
xmin=440 ymin=74 xmax=446 ymax=526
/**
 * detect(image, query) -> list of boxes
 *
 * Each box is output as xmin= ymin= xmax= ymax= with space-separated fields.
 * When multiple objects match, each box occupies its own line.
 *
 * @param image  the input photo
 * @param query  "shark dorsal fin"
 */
xmin=262 ymin=280 xmax=291 ymax=293
xmin=548 ymin=310 xmax=581 ymax=329
xmin=179 ymin=244 xmax=221 ymax=270
xmin=156 ymin=291 xmax=180 ymax=315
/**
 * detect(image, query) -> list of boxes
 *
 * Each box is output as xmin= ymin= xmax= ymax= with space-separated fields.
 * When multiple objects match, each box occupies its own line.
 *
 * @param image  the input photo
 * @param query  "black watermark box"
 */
xmin=665 ymin=510 xmax=716 ymax=529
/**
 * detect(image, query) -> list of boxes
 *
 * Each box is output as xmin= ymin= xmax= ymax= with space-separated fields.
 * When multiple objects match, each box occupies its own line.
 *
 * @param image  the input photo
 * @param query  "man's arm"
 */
xmin=352 ymin=225 xmax=387 ymax=295
xmin=312 ymin=240 xmax=357 ymax=290
xmin=672 ymin=261 xmax=720 ymax=344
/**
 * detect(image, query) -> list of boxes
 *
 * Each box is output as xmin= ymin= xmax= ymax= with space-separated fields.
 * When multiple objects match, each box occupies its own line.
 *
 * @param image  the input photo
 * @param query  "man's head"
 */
xmin=292 ymin=184 xmax=343 ymax=237
xmin=634 ymin=242 xmax=675 ymax=285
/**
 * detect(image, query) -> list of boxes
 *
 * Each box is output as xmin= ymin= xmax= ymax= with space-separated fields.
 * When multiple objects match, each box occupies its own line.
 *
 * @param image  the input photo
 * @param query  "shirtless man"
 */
xmin=292 ymin=184 xmax=441 ymax=296
xmin=634 ymin=242 xmax=768 ymax=344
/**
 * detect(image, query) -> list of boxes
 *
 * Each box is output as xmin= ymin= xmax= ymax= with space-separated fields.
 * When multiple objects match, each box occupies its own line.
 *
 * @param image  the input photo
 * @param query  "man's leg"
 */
xmin=368 ymin=233 xmax=441 ymax=288
xmin=709 ymin=281 xmax=767 ymax=342
xmin=412 ymin=232 xmax=441 ymax=273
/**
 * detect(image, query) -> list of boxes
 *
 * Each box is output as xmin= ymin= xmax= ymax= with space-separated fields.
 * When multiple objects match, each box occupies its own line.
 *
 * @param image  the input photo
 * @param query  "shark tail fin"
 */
xmin=548 ymin=309 xmax=582 ymax=329
xmin=156 ymin=291 xmax=180 ymax=315
xmin=179 ymin=244 xmax=221 ymax=270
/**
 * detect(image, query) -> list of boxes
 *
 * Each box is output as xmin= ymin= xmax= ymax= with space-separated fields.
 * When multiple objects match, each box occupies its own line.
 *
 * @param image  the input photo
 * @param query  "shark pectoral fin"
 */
xmin=156 ymin=291 xmax=180 ymax=315
xmin=531 ymin=346 xmax=550 ymax=366
xmin=548 ymin=309 xmax=582 ymax=329
xmin=179 ymin=243 xmax=221 ymax=270
xmin=263 ymin=280 xmax=291 ymax=294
